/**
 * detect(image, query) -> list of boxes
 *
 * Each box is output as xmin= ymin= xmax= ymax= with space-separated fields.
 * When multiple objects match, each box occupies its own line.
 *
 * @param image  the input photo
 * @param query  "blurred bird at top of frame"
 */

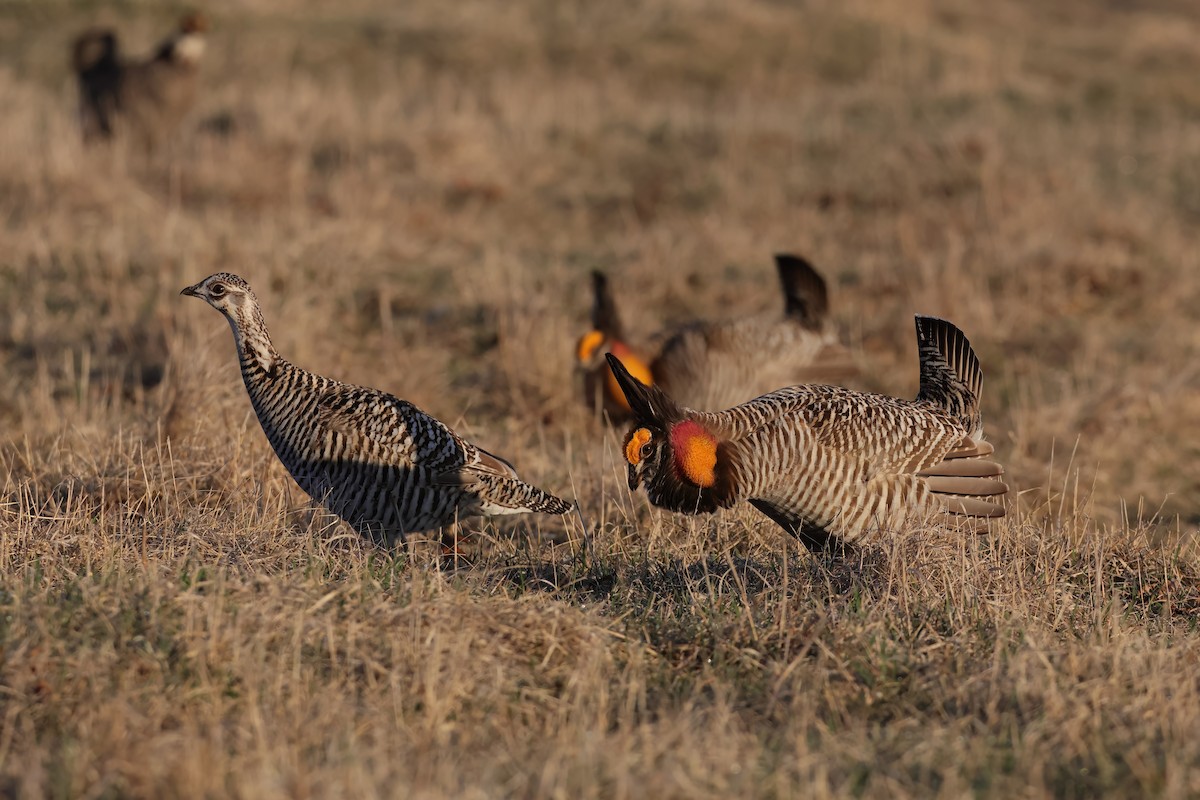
xmin=606 ymin=315 xmax=1008 ymax=553
xmin=575 ymin=254 xmax=856 ymax=422
xmin=72 ymin=12 xmax=208 ymax=147
xmin=180 ymin=273 xmax=572 ymax=549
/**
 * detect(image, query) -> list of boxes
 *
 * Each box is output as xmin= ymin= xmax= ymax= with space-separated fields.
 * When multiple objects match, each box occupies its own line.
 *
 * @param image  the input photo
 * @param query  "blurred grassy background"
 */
xmin=1 ymin=0 xmax=1199 ymax=796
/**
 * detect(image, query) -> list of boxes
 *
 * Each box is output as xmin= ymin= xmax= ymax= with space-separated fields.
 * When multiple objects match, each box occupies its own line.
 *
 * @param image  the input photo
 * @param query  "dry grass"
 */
xmin=1 ymin=0 xmax=1200 ymax=796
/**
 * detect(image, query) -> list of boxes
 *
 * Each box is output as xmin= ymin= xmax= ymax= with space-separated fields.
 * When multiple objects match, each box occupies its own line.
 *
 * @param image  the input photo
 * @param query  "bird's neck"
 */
xmin=228 ymin=305 xmax=279 ymax=379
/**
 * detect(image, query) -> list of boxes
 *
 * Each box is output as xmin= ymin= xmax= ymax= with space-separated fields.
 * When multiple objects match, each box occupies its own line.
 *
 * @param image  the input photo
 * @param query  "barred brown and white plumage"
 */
xmin=576 ymin=254 xmax=855 ymax=420
xmin=607 ymin=315 xmax=1007 ymax=552
xmin=181 ymin=273 xmax=571 ymax=547
xmin=73 ymin=13 xmax=207 ymax=145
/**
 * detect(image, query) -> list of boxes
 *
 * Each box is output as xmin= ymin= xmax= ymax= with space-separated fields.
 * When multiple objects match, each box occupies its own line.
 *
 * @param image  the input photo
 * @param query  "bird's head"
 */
xmin=607 ymin=354 xmax=737 ymax=513
xmin=577 ymin=330 xmax=654 ymax=415
xmin=182 ymin=273 xmax=276 ymax=371
xmin=170 ymin=12 xmax=208 ymax=64
xmin=576 ymin=270 xmax=654 ymax=416
xmin=180 ymin=272 xmax=254 ymax=318
xmin=622 ymin=419 xmax=721 ymax=491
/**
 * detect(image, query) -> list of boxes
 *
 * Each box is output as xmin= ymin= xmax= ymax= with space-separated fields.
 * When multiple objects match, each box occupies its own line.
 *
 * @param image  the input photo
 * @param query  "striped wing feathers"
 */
xmin=313 ymin=384 xmax=519 ymax=488
xmin=312 ymin=385 xmax=456 ymax=469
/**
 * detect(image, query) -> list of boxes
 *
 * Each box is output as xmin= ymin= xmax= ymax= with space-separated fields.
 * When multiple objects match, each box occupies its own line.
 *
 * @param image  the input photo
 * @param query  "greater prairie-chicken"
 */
xmin=575 ymin=254 xmax=854 ymax=420
xmin=607 ymin=316 xmax=1007 ymax=552
xmin=181 ymin=273 xmax=571 ymax=547
xmin=73 ymin=13 xmax=207 ymax=146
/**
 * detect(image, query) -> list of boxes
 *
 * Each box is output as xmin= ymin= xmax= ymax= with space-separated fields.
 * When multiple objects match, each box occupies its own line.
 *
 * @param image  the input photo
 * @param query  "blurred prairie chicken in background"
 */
xmin=181 ymin=273 xmax=571 ymax=549
xmin=576 ymin=254 xmax=855 ymax=421
xmin=607 ymin=316 xmax=1007 ymax=552
xmin=72 ymin=12 xmax=207 ymax=146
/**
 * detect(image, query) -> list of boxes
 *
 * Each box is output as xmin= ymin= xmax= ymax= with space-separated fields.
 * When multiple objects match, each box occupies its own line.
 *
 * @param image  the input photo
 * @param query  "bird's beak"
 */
xmin=180 ymin=283 xmax=201 ymax=298
xmin=627 ymin=464 xmax=641 ymax=491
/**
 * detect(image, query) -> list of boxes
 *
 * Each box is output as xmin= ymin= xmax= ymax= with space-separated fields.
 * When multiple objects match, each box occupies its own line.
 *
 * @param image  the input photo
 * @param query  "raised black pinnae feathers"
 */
xmin=591 ymin=270 xmax=624 ymax=339
xmin=775 ymin=254 xmax=829 ymax=330
xmin=605 ymin=353 xmax=681 ymax=425
xmin=914 ymin=315 xmax=983 ymax=436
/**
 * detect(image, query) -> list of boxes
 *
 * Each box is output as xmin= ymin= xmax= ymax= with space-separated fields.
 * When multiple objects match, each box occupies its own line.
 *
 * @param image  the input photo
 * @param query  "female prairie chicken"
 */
xmin=606 ymin=316 xmax=1007 ymax=552
xmin=575 ymin=254 xmax=854 ymax=420
xmin=73 ymin=13 xmax=207 ymax=145
xmin=181 ymin=273 xmax=571 ymax=547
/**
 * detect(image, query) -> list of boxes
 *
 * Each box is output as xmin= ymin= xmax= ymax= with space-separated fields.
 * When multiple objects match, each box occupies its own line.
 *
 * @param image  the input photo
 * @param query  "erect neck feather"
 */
xmin=605 ymin=341 xmax=654 ymax=412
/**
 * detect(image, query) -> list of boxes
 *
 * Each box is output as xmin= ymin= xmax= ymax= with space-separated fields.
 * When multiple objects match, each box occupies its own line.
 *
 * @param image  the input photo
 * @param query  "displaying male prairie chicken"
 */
xmin=181 ymin=273 xmax=571 ymax=548
xmin=607 ymin=316 xmax=1007 ymax=552
xmin=575 ymin=254 xmax=854 ymax=421
xmin=72 ymin=13 xmax=207 ymax=145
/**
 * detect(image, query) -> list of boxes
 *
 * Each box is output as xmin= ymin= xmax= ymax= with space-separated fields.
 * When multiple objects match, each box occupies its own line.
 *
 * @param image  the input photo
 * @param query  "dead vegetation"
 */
xmin=0 ymin=0 xmax=1199 ymax=796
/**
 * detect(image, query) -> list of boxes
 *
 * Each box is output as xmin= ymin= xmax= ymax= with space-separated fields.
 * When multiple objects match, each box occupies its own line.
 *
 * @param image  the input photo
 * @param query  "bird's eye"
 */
xmin=640 ymin=441 xmax=653 ymax=459
xmin=210 ymin=283 xmax=226 ymax=297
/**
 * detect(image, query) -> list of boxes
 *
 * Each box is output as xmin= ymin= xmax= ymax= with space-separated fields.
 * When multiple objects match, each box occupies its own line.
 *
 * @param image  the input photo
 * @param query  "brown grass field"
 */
xmin=2 ymin=0 xmax=1200 ymax=796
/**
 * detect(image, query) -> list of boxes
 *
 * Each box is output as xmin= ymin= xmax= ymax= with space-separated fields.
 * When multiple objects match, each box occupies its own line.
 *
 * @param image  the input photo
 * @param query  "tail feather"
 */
xmin=530 ymin=490 xmax=572 ymax=515
xmin=914 ymin=315 xmax=983 ymax=436
xmin=923 ymin=435 xmax=1008 ymax=524
xmin=775 ymin=254 xmax=829 ymax=331
xmin=73 ymin=29 xmax=119 ymax=73
xmin=925 ymin=475 xmax=1009 ymax=497
xmin=495 ymin=480 xmax=572 ymax=515
xmin=925 ymin=457 xmax=1008 ymax=525
xmin=944 ymin=438 xmax=994 ymax=459
xmin=72 ymin=30 xmax=123 ymax=141
xmin=918 ymin=458 xmax=1003 ymax=478
xmin=451 ymin=464 xmax=572 ymax=515
xmin=939 ymin=495 xmax=1006 ymax=518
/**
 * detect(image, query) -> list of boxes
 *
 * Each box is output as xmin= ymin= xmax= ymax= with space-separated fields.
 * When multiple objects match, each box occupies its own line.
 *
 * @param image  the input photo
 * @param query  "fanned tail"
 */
xmin=914 ymin=315 xmax=983 ymax=438
xmin=525 ymin=486 xmax=573 ymax=515
xmin=73 ymin=29 xmax=119 ymax=73
xmin=481 ymin=477 xmax=573 ymax=516
xmin=72 ymin=29 xmax=123 ymax=142
xmin=775 ymin=254 xmax=830 ymax=331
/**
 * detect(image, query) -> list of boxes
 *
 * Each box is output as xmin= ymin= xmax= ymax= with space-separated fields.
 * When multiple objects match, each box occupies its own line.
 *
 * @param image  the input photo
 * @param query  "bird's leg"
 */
xmin=439 ymin=520 xmax=476 ymax=567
